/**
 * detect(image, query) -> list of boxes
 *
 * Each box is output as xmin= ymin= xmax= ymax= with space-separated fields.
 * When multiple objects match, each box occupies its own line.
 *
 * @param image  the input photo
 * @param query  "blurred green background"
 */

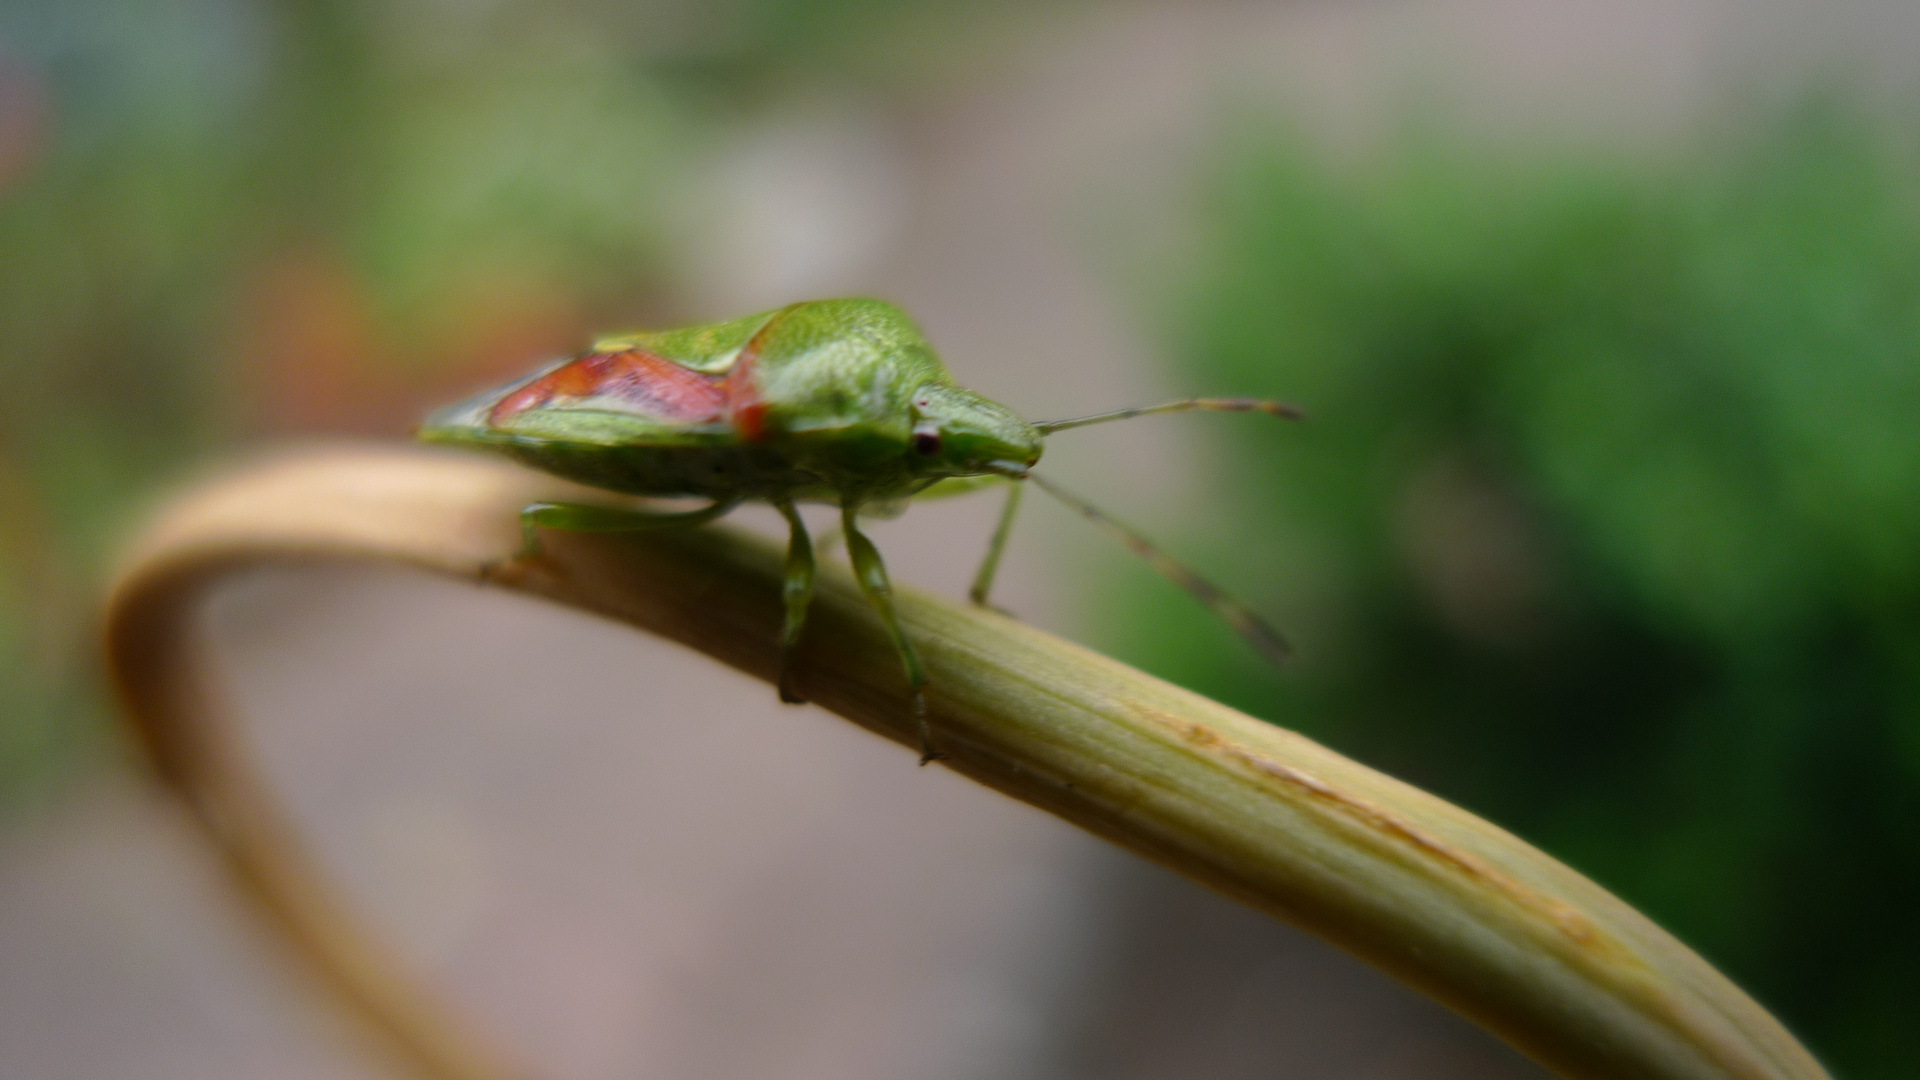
xmin=2 ymin=1 xmax=1917 ymax=1078
xmin=1104 ymin=103 xmax=1920 ymax=1078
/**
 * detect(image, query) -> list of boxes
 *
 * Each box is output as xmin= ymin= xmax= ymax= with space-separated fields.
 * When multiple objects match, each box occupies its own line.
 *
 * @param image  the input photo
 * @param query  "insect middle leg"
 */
xmin=840 ymin=503 xmax=939 ymax=763
xmin=517 ymin=499 xmax=738 ymax=557
xmin=773 ymin=499 xmax=815 ymax=705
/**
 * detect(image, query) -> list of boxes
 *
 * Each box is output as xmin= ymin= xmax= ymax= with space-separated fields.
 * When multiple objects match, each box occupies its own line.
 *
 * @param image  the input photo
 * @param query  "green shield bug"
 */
xmin=421 ymin=297 xmax=1299 ymax=761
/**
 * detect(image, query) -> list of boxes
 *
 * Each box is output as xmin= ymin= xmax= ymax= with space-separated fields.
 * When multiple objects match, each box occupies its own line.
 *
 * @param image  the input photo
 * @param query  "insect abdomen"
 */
xmin=496 ymin=438 xmax=824 ymax=501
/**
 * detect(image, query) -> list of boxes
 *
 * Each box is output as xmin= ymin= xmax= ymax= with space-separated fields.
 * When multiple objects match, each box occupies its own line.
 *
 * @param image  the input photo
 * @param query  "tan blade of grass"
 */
xmin=103 ymin=446 xmax=1828 ymax=1080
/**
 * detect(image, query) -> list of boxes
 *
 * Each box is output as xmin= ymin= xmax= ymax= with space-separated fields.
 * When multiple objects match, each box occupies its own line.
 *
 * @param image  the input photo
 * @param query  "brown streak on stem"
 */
xmin=1131 ymin=702 xmax=1607 ymax=954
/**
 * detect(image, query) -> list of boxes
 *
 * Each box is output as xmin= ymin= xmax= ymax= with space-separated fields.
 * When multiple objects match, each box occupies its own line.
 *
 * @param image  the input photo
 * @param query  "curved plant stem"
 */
xmin=103 ymin=446 xmax=1828 ymax=1080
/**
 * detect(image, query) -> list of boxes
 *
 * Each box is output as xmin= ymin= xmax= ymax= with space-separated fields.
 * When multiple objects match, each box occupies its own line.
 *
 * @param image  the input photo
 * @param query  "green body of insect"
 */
xmin=421 ymin=298 xmax=1296 ymax=761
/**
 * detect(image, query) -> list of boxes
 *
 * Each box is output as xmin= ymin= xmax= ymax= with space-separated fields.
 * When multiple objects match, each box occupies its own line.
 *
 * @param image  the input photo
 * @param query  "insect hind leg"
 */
xmin=517 ymin=499 xmax=738 ymax=558
xmin=840 ymin=502 xmax=940 ymax=763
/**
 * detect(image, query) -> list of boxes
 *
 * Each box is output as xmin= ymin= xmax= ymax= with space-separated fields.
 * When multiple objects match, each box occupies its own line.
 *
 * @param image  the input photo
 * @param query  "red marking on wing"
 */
xmin=488 ymin=350 xmax=728 ymax=427
xmin=731 ymin=396 xmax=770 ymax=442
xmin=723 ymin=310 xmax=786 ymax=443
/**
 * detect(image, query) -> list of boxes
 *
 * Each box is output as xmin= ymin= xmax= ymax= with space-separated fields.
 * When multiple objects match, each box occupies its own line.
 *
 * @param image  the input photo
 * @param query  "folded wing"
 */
xmin=488 ymin=349 xmax=730 ymax=428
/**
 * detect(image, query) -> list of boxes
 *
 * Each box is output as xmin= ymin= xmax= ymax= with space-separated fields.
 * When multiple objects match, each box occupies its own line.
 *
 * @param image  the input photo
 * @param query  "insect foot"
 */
xmin=912 ymin=690 xmax=945 ymax=765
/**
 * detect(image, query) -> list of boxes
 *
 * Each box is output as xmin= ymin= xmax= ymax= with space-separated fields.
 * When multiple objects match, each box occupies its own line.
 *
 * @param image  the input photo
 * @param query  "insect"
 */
xmin=420 ymin=298 xmax=1299 ymax=761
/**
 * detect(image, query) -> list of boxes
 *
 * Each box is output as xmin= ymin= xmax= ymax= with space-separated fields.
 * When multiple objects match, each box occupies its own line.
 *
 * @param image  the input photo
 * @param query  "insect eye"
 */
xmin=912 ymin=430 xmax=942 ymax=455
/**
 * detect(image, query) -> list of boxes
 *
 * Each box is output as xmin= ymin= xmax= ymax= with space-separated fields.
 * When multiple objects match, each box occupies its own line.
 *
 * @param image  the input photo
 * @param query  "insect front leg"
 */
xmin=840 ymin=502 xmax=939 ymax=763
xmin=773 ymin=499 xmax=815 ymax=705
xmin=968 ymin=478 xmax=1025 ymax=609
xmin=517 ymin=499 xmax=739 ymax=558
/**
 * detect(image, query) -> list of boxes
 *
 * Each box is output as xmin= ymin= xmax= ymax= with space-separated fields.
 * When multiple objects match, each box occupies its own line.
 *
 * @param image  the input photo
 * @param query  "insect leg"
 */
xmin=518 ymin=499 xmax=738 ymax=557
xmin=841 ymin=503 xmax=939 ymax=763
xmin=773 ymin=499 xmax=815 ymax=705
xmin=1027 ymin=473 xmax=1291 ymax=665
xmin=968 ymin=478 xmax=1025 ymax=608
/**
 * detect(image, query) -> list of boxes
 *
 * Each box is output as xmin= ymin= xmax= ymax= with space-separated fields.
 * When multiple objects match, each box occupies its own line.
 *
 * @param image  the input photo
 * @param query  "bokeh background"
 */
xmin=3 ymin=1 xmax=1918 ymax=1078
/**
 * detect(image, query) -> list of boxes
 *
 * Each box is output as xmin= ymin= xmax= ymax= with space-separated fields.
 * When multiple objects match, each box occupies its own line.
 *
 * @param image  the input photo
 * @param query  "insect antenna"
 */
xmin=1034 ymin=397 xmax=1303 ymax=434
xmin=1025 ymin=472 xmax=1291 ymax=665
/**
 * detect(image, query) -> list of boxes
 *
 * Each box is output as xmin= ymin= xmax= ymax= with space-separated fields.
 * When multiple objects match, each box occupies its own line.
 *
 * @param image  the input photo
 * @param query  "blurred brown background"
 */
xmin=4 ymin=2 xmax=1920 ymax=1078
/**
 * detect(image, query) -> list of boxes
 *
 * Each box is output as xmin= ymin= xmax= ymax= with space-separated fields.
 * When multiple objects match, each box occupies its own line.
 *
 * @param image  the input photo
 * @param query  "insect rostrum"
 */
xmin=421 ymin=298 xmax=1298 ymax=762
